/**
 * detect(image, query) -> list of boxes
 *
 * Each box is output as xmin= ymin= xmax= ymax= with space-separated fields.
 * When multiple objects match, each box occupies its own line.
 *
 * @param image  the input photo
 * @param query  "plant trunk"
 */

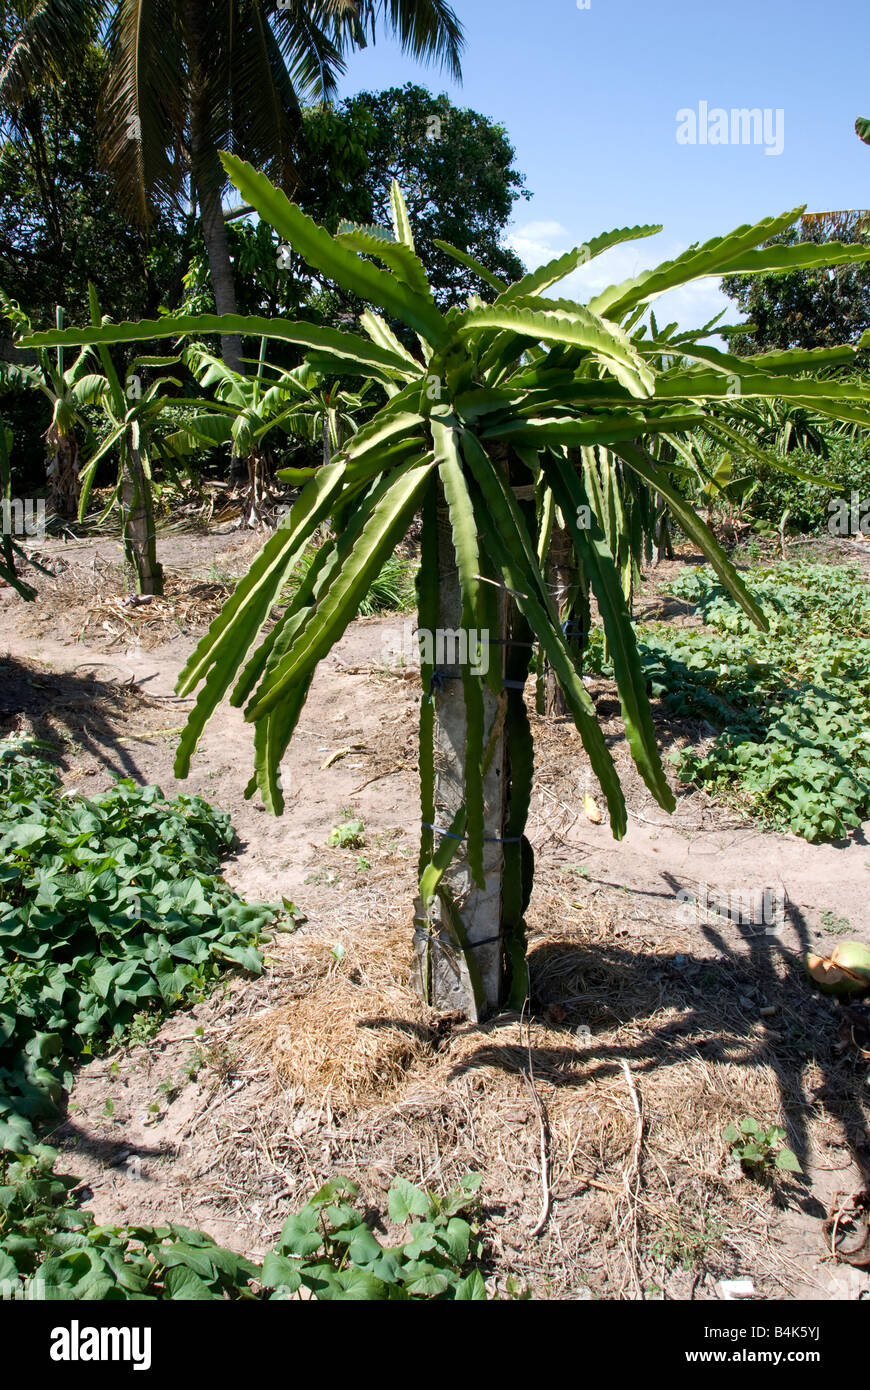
xmin=322 ymin=415 xmax=331 ymax=468
xmin=413 ymin=461 xmax=535 ymax=1020
xmin=651 ymin=503 xmax=673 ymax=565
xmin=412 ymin=499 xmax=508 ymax=1019
xmin=121 ymin=446 xmax=163 ymax=595
xmin=45 ymin=427 xmax=80 ymax=520
xmin=544 ymin=521 xmax=576 ymax=718
xmin=1 ymin=426 xmax=15 ymax=576
xmin=185 ymin=1 xmax=243 ymax=374
xmin=197 ymin=172 xmax=243 ymax=373
xmin=243 ymin=449 xmax=271 ymax=527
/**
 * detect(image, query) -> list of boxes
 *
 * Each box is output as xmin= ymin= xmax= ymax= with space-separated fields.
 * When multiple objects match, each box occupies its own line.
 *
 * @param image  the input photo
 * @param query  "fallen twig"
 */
xmin=520 ymin=1001 xmax=551 ymax=1238
xmin=351 ymin=762 xmax=409 ymax=794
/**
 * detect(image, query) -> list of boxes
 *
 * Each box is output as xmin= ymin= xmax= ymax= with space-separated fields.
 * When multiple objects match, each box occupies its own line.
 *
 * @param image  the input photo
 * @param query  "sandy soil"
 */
xmin=1 ymin=532 xmax=868 ymax=1301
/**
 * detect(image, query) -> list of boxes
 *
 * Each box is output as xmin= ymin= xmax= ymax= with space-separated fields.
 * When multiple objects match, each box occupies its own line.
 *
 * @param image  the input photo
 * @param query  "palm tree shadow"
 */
xmin=0 ymin=654 xmax=152 ymax=781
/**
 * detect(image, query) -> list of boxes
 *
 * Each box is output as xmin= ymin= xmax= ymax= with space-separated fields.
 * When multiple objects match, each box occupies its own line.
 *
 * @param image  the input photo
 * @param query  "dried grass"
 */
xmin=15 ymin=553 xmax=239 ymax=650
xmin=199 ymin=870 xmax=867 ymax=1298
xmin=238 ymin=922 xmax=441 ymax=1106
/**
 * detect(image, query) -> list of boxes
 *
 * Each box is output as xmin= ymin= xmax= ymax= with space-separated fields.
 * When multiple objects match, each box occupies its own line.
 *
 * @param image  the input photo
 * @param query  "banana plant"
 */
xmin=0 ymin=294 xmax=106 ymax=519
xmin=22 ymin=160 xmax=870 ymax=1020
xmin=165 ymin=343 xmax=373 ymax=524
xmin=73 ymin=286 xmax=217 ymax=596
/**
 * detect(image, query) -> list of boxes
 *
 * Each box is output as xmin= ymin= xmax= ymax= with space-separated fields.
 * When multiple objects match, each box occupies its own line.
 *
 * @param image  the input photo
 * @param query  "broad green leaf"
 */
xmin=163 ymin=414 xmax=234 ymax=455
xmin=333 ymin=1267 xmax=391 ymax=1300
xmin=162 ymin=1264 xmax=219 ymax=1300
xmin=454 ymin=1268 xmax=488 ymax=1299
xmin=261 ymin=1251 xmax=303 ymax=1291
xmin=442 ymin=1216 xmax=471 ymax=1265
xmin=404 ymin=1270 xmax=450 ymax=1297
xmin=388 ymin=1177 xmax=431 ymax=1223
xmin=775 ymin=1147 xmax=801 ymax=1172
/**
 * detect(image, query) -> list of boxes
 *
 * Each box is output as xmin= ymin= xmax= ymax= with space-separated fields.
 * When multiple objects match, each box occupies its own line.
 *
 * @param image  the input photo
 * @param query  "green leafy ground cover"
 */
xmin=0 ymin=740 xmax=275 ymax=1153
xmin=0 ymin=742 xmax=488 ymax=1299
xmin=588 ymin=562 xmax=870 ymax=841
xmin=1 ymin=1154 xmax=486 ymax=1300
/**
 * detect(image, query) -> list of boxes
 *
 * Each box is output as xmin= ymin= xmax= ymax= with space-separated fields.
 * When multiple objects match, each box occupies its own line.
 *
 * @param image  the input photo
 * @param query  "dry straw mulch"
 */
xmin=206 ymin=882 xmax=859 ymax=1299
xmin=238 ymin=923 xmax=443 ymax=1108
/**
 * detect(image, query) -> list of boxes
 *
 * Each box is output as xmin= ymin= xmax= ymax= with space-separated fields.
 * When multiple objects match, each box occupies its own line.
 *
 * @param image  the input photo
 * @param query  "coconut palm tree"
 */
xmin=0 ymin=3 xmax=106 ymax=297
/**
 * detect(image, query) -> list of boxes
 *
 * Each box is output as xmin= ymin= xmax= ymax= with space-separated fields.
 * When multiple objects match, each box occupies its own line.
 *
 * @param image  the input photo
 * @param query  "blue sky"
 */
xmin=336 ymin=0 xmax=870 ymax=329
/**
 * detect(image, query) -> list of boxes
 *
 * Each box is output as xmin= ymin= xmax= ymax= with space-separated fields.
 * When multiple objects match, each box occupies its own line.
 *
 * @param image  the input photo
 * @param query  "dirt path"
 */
xmin=2 ymin=533 xmax=868 ymax=1300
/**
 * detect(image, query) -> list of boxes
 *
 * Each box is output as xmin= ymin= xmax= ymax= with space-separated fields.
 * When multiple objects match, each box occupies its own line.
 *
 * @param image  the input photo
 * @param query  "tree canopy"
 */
xmin=722 ymin=213 xmax=870 ymax=355
xmin=323 ymin=84 xmax=529 ymax=305
xmin=176 ymin=87 xmax=529 ymax=328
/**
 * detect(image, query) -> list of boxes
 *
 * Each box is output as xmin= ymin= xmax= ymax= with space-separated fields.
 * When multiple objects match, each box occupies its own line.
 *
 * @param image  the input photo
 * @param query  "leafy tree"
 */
xmin=27 ymin=171 xmax=870 ymax=1020
xmin=722 ymin=215 xmax=870 ymax=354
xmin=178 ymin=89 xmax=527 ymax=324
xmin=306 ymin=85 xmax=529 ymax=306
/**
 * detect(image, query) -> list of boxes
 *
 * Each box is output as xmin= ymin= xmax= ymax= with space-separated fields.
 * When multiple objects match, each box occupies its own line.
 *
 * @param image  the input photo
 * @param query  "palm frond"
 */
xmin=347 ymin=0 xmax=463 ymax=79
xmin=0 ymin=0 xmax=104 ymax=107
xmin=100 ymin=0 xmax=189 ymax=223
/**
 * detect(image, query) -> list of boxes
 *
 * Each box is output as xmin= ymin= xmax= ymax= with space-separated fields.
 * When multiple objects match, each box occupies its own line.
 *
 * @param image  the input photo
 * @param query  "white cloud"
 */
xmin=512 ymin=219 xmax=569 ymax=242
xmin=506 ymin=221 xmax=570 ymax=268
